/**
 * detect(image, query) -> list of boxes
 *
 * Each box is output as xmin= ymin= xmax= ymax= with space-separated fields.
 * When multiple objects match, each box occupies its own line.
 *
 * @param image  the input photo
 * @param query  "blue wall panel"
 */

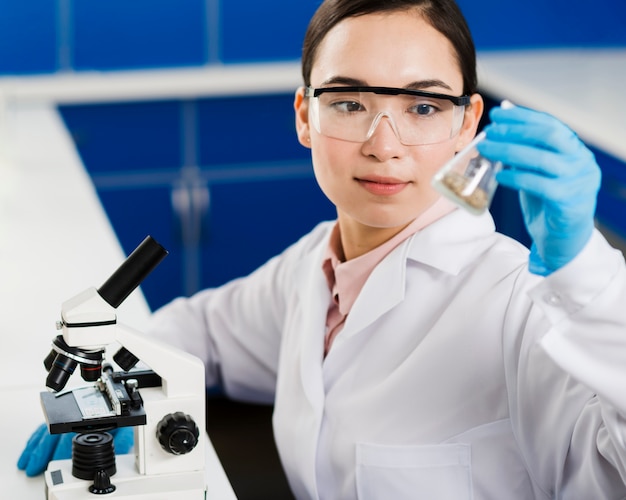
xmin=201 ymin=178 xmax=333 ymax=282
xmin=72 ymin=0 xmax=207 ymax=70
xmin=457 ymin=0 xmax=626 ymax=50
xmin=0 ymin=0 xmax=57 ymax=74
xmin=197 ymin=93 xmax=308 ymax=166
xmin=60 ymin=100 xmax=182 ymax=173
xmin=220 ymin=0 xmax=318 ymax=63
xmin=2 ymin=0 xmax=625 ymax=75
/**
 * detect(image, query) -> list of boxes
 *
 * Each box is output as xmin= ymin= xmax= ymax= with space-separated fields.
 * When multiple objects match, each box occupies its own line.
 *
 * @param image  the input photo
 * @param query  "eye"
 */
xmin=330 ymin=99 xmax=364 ymax=113
xmin=318 ymin=91 xmax=367 ymax=114
xmin=408 ymin=102 xmax=439 ymax=116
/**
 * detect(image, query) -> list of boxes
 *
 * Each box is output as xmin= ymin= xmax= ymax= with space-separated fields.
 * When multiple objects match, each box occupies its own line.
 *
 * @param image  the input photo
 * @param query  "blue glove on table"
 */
xmin=17 ymin=423 xmax=134 ymax=477
xmin=476 ymin=104 xmax=601 ymax=276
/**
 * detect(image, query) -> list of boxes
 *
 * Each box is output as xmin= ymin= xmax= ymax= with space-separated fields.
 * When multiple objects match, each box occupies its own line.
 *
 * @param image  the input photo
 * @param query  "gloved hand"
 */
xmin=477 ymin=104 xmax=601 ymax=276
xmin=18 ymin=423 xmax=134 ymax=477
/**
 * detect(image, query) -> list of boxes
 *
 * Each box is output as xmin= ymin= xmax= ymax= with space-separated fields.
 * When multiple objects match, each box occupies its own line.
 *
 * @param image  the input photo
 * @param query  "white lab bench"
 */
xmin=0 ymin=103 xmax=236 ymax=498
xmin=477 ymin=47 xmax=626 ymax=164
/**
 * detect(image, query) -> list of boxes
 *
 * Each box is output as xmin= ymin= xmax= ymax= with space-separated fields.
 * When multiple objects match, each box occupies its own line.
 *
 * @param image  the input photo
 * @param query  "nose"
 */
xmin=361 ymin=112 xmax=404 ymax=160
xmin=365 ymin=112 xmax=402 ymax=143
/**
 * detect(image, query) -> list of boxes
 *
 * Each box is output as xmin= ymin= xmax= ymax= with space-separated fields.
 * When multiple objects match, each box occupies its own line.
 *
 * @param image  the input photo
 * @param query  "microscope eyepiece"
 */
xmin=97 ymin=236 xmax=168 ymax=309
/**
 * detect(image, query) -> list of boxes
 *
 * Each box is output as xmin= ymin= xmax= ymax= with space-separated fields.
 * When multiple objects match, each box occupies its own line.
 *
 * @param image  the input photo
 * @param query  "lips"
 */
xmin=356 ymin=176 xmax=409 ymax=196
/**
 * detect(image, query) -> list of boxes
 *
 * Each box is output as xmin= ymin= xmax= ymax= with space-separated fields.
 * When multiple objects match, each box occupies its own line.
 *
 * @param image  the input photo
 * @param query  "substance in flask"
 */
xmin=431 ymin=100 xmax=514 ymax=215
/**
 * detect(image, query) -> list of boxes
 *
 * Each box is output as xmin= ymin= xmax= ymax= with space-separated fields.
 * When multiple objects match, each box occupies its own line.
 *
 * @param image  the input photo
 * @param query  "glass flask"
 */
xmin=431 ymin=100 xmax=513 ymax=215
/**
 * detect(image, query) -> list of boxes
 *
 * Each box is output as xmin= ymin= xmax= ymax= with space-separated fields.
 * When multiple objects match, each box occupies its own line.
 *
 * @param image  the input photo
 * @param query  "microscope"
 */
xmin=40 ymin=236 xmax=207 ymax=499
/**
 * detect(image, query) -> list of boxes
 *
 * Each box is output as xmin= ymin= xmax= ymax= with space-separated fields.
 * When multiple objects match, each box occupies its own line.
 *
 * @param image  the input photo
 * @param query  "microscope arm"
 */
xmin=115 ymin=322 xmax=205 ymax=399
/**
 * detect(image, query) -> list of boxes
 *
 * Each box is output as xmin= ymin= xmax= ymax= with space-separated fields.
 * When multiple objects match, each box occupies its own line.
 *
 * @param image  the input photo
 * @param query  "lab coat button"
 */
xmin=544 ymin=292 xmax=562 ymax=305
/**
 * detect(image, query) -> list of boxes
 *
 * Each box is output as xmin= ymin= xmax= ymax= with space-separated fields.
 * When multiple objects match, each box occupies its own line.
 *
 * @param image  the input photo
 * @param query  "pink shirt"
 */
xmin=322 ymin=197 xmax=456 ymax=355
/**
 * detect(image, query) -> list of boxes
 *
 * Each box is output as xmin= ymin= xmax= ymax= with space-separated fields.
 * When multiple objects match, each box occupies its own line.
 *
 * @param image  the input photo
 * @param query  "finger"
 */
xmin=17 ymin=424 xmax=47 ymax=470
xmin=25 ymin=432 xmax=61 ymax=477
xmin=489 ymin=104 xmax=559 ymax=128
xmin=496 ymin=168 xmax=562 ymax=198
xmin=486 ymin=124 xmax=582 ymax=157
xmin=112 ymin=427 xmax=134 ymax=454
xmin=496 ymin=167 xmax=597 ymax=207
xmin=487 ymin=104 xmax=590 ymax=154
xmin=528 ymin=243 xmax=552 ymax=276
xmin=479 ymin=136 xmax=600 ymax=186
xmin=478 ymin=139 xmax=566 ymax=177
xmin=52 ymin=433 xmax=75 ymax=461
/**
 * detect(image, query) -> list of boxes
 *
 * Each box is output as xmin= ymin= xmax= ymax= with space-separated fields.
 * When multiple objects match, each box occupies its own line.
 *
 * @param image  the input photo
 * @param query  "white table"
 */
xmin=0 ymin=102 xmax=236 ymax=499
xmin=477 ymin=48 xmax=626 ymax=163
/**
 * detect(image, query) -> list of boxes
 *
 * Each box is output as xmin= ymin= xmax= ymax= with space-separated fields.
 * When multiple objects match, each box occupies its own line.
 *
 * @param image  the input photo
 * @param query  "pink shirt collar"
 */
xmin=323 ymin=197 xmax=456 ymax=317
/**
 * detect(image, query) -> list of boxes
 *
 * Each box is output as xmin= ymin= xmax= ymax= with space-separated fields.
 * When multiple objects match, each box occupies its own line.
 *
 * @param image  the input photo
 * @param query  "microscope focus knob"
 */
xmin=156 ymin=412 xmax=200 ymax=455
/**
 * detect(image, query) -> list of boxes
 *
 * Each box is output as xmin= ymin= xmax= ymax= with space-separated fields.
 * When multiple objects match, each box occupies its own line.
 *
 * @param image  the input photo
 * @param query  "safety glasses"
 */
xmin=305 ymin=86 xmax=470 ymax=146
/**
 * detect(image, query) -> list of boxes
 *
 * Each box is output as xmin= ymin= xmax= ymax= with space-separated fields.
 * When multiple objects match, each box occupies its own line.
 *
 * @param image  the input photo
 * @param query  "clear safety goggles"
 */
xmin=305 ymin=86 xmax=470 ymax=146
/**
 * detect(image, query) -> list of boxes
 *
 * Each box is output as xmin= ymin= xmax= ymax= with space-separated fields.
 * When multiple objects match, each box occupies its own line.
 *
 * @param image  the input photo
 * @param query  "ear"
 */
xmin=455 ymin=93 xmax=484 ymax=152
xmin=294 ymin=87 xmax=311 ymax=149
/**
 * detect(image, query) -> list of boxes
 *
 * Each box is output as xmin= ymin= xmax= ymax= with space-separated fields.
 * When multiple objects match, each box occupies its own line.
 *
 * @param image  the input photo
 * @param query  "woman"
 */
xmin=20 ymin=0 xmax=626 ymax=498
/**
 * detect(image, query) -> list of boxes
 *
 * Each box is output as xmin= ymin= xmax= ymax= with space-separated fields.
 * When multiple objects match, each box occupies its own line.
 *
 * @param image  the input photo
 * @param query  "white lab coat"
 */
xmin=148 ymin=208 xmax=626 ymax=499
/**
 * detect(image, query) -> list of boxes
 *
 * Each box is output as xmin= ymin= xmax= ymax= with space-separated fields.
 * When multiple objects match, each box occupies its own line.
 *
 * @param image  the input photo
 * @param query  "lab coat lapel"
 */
xmin=294 ymin=239 xmax=329 ymax=411
xmin=405 ymin=208 xmax=496 ymax=274
xmin=328 ymin=209 xmax=496 ymax=351
xmin=340 ymin=240 xmax=408 ymax=337
xmin=321 ymin=235 xmax=410 ymax=385
xmin=272 ymin=235 xmax=331 ymax=499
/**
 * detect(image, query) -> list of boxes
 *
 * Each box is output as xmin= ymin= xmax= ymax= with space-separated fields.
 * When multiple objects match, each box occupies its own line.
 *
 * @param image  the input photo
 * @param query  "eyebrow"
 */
xmin=319 ymin=76 xmax=454 ymax=92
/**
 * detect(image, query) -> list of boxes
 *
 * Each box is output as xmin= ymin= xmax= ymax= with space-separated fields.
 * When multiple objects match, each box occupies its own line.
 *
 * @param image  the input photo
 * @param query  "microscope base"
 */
xmin=44 ymin=453 xmax=206 ymax=499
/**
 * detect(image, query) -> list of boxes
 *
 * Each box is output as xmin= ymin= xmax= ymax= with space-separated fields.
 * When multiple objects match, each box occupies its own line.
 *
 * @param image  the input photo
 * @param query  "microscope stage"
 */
xmin=41 ymin=387 xmax=146 ymax=434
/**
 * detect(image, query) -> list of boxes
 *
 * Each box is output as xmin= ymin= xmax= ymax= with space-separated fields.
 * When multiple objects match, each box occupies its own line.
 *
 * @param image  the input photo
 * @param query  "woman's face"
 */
xmin=295 ymin=10 xmax=483 ymax=233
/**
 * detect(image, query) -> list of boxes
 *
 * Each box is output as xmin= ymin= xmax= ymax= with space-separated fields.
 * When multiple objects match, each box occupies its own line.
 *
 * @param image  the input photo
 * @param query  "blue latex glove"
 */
xmin=18 ymin=423 xmax=134 ymax=477
xmin=477 ymin=104 xmax=601 ymax=276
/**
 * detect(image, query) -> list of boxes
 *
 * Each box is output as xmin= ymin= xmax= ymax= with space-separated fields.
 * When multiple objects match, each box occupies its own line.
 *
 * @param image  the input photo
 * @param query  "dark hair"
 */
xmin=301 ymin=0 xmax=477 ymax=95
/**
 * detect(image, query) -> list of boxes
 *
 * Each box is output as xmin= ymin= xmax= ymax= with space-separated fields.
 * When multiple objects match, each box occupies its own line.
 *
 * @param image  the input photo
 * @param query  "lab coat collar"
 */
xmin=332 ymin=209 xmax=497 ymax=349
xmin=293 ymin=210 xmax=497 ymax=396
xmin=405 ymin=208 xmax=497 ymax=275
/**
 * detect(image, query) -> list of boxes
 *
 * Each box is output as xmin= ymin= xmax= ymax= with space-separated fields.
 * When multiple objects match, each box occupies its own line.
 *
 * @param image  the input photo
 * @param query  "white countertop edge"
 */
xmin=0 ymin=61 xmax=304 ymax=104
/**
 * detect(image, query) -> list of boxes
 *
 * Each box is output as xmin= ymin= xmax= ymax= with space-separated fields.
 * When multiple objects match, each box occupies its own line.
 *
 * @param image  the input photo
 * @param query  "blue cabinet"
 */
xmin=0 ymin=0 xmax=321 ymax=75
xmin=0 ymin=0 xmax=57 ymax=74
xmin=2 ymin=0 xmax=625 ymax=75
xmin=220 ymin=1 xmax=317 ymax=63
xmin=72 ymin=0 xmax=207 ymax=70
